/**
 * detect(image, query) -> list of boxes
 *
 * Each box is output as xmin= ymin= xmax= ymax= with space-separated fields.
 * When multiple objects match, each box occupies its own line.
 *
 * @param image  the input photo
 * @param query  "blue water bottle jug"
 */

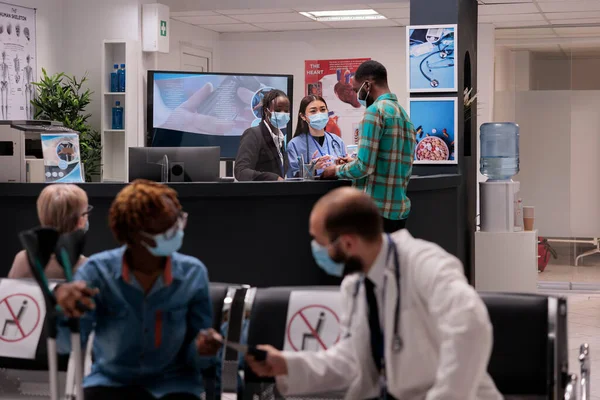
xmin=110 ymin=64 xmax=119 ymax=93
xmin=112 ymin=101 xmax=123 ymax=130
xmin=480 ymin=122 xmax=519 ymax=181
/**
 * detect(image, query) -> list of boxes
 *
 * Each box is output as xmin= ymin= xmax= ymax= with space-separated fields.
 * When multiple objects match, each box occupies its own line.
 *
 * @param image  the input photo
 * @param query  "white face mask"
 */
xmin=357 ymin=82 xmax=370 ymax=108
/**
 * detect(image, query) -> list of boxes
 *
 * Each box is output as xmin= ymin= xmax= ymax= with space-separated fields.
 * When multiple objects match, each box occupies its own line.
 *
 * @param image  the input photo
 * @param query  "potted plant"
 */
xmin=31 ymin=69 xmax=102 ymax=182
xmin=538 ymin=237 xmax=558 ymax=272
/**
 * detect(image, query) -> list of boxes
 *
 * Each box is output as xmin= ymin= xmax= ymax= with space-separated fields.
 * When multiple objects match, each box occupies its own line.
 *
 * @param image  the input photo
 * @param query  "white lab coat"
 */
xmin=277 ymin=230 xmax=503 ymax=400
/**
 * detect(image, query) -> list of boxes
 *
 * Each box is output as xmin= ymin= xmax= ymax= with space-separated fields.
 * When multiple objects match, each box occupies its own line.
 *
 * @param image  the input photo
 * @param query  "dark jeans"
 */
xmin=383 ymin=217 xmax=407 ymax=233
xmin=84 ymin=386 xmax=200 ymax=400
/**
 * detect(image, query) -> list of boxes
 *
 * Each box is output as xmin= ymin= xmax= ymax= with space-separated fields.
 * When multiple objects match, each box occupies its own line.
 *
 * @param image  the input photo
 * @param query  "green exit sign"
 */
xmin=160 ymin=20 xmax=167 ymax=37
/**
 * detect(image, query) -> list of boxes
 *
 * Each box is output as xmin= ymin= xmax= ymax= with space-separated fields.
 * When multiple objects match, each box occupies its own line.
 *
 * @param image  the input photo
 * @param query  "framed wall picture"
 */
xmin=406 ymin=24 xmax=457 ymax=93
xmin=408 ymin=97 xmax=458 ymax=164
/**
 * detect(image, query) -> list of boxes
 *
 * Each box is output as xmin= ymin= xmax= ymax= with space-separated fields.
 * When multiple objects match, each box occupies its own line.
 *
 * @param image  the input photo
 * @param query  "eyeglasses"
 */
xmin=82 ymin=205 xmax=93 ymax=217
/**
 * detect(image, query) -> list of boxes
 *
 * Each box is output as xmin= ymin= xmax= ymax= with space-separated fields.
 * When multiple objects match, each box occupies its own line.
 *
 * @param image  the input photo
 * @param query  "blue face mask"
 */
xmin=270 ymin=112 xmax=290 ymax=130
xmin=311 ymin=240 xmax=344 ymax=277
xmin=83 ymin=219 xmax=89 ymax=233
xmin=143 ymin=229 xmax=184 ymax=257
xmin=357 ymin=82 xmax=370 ymax=108
xmin=308 ymin=113 xmax=329 ymax=130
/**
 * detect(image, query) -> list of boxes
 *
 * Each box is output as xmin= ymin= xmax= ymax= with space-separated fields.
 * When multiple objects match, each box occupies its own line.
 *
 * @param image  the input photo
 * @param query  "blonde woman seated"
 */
xmin=9 ymin=184 xmax=91 ymax=279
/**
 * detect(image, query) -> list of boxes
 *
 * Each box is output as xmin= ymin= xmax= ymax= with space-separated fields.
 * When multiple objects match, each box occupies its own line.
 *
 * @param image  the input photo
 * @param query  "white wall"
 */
xmin=9 ymin=0 xmax=64 ymax=76
xmin=218 ymin=27 xmax=407 ymax=129
xmin=494 ymin=47 xmax=515 ymax=93
xmin=60 ymin=0 xmax=150 ymax=131
xmin=156 ymin=19 xmax=219 ymax=71
xmin=530 ymin=55 xmax=600 ymax=91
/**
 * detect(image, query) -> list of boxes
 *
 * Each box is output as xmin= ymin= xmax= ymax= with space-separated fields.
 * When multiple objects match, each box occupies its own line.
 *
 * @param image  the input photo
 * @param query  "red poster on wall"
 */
xmin=304 ymin=58 xmax=370 ymax=145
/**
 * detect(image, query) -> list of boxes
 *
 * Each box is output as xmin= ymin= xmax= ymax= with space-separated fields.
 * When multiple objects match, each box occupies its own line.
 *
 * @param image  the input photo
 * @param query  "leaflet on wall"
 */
xmin=41 ymin=134 xmax=84 ymax=183
xmin=408 ymin=97 xmax=458 ymax=164
xmin=0 ymin=3 xmax=36 ymax=120
xmin=304 ymin=58 xmax=370 ymax=148
xmin=407 ymin=25 xmax=457 ymax=93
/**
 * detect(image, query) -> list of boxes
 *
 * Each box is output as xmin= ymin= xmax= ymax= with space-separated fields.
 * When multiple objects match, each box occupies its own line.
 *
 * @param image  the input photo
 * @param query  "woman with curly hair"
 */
xmin=54 ymin=179 xmax=222 ymax=400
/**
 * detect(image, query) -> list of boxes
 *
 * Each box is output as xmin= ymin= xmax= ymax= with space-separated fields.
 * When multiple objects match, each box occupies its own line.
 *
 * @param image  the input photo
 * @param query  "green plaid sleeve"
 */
xmin=336 ymin=105 xmax=383 ymax=179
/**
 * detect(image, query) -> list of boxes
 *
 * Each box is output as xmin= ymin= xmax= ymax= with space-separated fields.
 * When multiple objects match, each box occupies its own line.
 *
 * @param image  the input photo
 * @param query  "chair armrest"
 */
xmin=564 ymin=373 xmax=578 ymax=400
xmin=580 ymin=343 xmax=591 ymax=400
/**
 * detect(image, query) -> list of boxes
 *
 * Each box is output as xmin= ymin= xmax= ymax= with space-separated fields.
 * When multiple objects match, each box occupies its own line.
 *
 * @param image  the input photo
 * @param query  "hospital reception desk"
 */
xmin=0 ymin=175 xmax=462 ymax=286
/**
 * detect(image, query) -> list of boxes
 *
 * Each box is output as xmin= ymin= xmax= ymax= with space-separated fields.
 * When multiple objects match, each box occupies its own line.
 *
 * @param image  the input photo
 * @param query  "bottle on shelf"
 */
xmin=110 ymin=64 xmax=119 ymax=93
xmin=118 ymin=63 xmax=126 ymax=92
xmin=112 ymin=101 xmax=123 ymax=130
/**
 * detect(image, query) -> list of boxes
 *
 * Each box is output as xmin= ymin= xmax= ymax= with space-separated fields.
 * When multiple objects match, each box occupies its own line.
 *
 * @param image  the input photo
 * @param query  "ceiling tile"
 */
xmin=393 ymin=18 xmax=410 ymax=26
xmin=171 ymin=11 xmax=219 ymax=17
xmin=374 ymin=8 xmax=409 ymax=18
xmin=545 ymin=11 xmax=600 ymax=19
xmin=495 ymin=27 xmax=557 ymax=38
xmin=215 ymin=8 xmax=294 ymax=15
xmin=495 ymin=27 xmax=556 ymax=36
xmin=538 ymin=1 xmax=600 ymax=13
xmin=202 ymin=24 xmax=265 ymax=33
xmin=478 ymin=3 xmax=539 ymax=15
xmin=173 ymin=15 xmax=240 ymax=25
xmin=479 ymin=13 xmax=545 ymax=23
xmin=293 ymin=4 xmax=371 ymax=12
xmin=254 ymin=21 xmax=329 ymax=31
xmin=551 ymin=17 xmax=600 ymax=24
xmin=554 ymin=26 xmax=600 ymax=35
xmin=493 ymin=20 xmax=550 ymax=27
xmin=367 ymin=2 xmax=410 ymax=8
xmin=230 ymin=13 xmax=312 ymax=23
xmin=322 ymin=19 xmax=400 ymax=28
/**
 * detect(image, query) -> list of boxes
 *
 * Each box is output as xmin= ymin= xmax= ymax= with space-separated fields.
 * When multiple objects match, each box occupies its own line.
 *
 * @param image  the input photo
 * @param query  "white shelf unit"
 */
xmin=100 ymin=40 xmax=139 ymax=182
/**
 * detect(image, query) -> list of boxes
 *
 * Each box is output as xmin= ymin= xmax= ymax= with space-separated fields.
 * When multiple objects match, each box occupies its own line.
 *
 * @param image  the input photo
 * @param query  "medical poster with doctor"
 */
xmin=407 ymin=25 xmax=457 ymax=93
xmin=304 ymin=58 xmax=370 ymax=147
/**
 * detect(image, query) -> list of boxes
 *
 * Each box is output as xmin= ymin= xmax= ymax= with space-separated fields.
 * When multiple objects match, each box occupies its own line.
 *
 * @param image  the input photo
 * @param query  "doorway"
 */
xmin=180 ymin=44 xmax=211 ymax=72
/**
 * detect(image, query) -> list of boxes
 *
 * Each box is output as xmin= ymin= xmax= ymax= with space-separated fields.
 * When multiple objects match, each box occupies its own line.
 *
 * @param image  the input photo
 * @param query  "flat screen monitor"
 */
xmin=147 ymin=71 xmax=294 ymax=159
xmin=128 ymin=146 xmax=220 ymax=183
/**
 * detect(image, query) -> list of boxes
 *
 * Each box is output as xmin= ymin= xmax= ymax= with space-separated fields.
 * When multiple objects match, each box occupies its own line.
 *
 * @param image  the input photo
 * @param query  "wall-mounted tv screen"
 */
xmin=147 ymin=71 xmax=294 ymax=159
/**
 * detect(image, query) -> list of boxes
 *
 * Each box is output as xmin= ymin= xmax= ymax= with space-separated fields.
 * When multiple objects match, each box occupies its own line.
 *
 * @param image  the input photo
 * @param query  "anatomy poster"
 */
xmin=304 ymin=58 xmax=370 ymax=147
xmin=41 ymin=134 xmax=84 ymax=183
xmin=0 ymin=3 xmax=36 ymax=120
xmin=408 ymin=97 xmax=458 ymax=164
xmin=407 ymin=25 xmax=457 ymax=93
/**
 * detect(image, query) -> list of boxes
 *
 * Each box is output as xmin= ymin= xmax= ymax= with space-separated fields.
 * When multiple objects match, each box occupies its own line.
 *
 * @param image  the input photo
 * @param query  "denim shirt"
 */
xmin=57 ymin=247 xmax=213 ymax=398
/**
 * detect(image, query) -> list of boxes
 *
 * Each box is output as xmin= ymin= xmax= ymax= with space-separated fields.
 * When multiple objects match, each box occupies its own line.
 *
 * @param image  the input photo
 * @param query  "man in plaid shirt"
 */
xmin=323 ymin=61 xmax=416 ymax=233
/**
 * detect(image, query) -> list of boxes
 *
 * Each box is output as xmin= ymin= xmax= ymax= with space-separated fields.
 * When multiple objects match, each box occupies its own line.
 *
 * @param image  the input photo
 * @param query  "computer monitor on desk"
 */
xmin=128 ymin=147 xmax=220 ymax=183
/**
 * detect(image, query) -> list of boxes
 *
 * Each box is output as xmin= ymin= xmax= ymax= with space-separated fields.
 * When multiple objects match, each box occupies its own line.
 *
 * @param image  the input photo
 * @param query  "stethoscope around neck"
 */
xmin=305 ymin=131 xmax=344 ymax=163
xmin=345 ymin=235 xmax=404 ymax=353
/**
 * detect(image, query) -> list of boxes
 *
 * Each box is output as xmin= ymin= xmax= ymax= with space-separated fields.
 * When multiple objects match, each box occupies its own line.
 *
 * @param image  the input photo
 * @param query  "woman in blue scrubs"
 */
xmin=286 ymin=95 xmax=347 ymax=178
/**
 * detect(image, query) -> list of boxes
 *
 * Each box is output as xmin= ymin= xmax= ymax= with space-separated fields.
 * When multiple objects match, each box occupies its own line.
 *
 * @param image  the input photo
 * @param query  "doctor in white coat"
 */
xmin=247 ymin=187 xmax=502 ymax=400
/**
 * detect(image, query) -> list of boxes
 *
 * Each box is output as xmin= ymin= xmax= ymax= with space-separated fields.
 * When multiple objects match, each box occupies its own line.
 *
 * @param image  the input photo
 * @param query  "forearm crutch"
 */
xmin=55 ymin=230 xmax=86 ymax=400
xmin=19 ymin=227 xmax=61 ymax=400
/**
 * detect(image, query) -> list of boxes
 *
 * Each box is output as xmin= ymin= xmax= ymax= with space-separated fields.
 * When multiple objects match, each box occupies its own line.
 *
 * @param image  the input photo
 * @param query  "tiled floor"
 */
xmin=563 ymin=292 xmax=600 ymax=398
xmin=539 ymin=263 xmax=600 ymax=283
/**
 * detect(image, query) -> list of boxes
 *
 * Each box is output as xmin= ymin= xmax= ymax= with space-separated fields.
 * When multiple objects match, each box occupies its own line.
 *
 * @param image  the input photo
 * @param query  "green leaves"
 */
xmin=32 ymin=69 xmax=102 ymax=182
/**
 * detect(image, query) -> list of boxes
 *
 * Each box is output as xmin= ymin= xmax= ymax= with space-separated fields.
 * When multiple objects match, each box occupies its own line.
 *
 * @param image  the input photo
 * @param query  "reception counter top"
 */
xmin=0 ymin=174 xmax=463 ymax=286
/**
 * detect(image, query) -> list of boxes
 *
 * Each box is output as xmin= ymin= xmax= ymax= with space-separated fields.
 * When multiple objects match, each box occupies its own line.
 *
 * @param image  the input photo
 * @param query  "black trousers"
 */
xmin=84 ymin=386 xmax=200 ymax=400
xmin=382 ymin=217 xmax=407 ymax=233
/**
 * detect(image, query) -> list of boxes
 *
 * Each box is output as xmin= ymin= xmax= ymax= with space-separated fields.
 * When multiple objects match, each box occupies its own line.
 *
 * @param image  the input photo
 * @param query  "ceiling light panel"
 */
xmin=300 ymin=9 xmax=386 ymax=21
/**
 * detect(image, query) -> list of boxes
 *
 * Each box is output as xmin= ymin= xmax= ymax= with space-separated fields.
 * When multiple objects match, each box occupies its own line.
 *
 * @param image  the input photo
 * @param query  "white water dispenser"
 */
xmin=479 ymin=122 xmax=520 ymax=232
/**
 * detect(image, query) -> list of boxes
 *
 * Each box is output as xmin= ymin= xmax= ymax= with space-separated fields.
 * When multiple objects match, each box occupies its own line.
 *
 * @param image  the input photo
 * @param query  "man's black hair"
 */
xmin=261 ymin=89 xmax=287 ymax=120
xmin=354 ymin=60 xmax=388 ymax=86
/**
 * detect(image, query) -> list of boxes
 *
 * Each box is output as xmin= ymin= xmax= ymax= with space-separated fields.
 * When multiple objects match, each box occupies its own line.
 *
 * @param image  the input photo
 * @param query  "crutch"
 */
xmin=55 ymin=230 xmax=86 ymax=400
xmin=18 ymin=227 xmax=61 ymax=400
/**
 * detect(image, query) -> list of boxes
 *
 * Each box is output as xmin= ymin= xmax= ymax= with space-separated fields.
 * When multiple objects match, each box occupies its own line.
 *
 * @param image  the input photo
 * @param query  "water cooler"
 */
xmin=479 ymin=122 xmax=520 ymax=232
xmin=476 ymin=122 xmax=537 ymax=294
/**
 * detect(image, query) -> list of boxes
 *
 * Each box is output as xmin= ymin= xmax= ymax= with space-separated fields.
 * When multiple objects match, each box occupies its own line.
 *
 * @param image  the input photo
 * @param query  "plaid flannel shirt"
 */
xmin=336 ymin=93 xmax=416 ymax=220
